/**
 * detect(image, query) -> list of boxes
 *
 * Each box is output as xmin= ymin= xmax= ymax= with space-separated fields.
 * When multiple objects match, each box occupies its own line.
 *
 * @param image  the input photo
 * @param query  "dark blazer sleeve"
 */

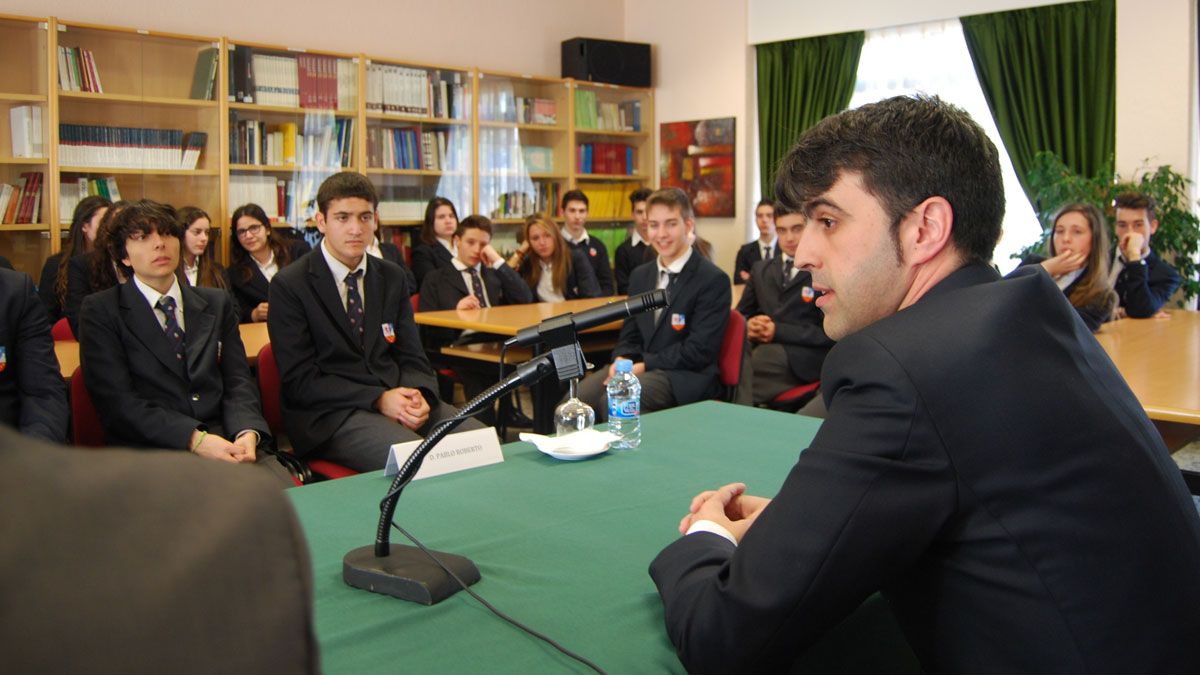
xmin=493 ymin=263 xmax=534 ymax=305
xmin=379 ymin=243 xmax=417 ymax=294
xmin=613 ymin=266 xmax=651 ymax=360
xmin=79 ymin=292 xmax=202 ymax=450
xmin=733 ymin=243 xmax=756 ymax=285
xmin=37 ymin=254 xmax=63 ymax=323
xmin=228 ymin=261 xmax=264 ymax=324
xmin=649 ymin=335 xmax=956 ymax=674
xmin=213 ymin=291 xmax=270 ymax=444
xmin=736 ymin=264 xmax=763 ymax=317
xmin=569 ymin=249 xmax=603 ymax=299
xmin=64 ymin=253 xmax=93 ymax=337
xmin=643 ymin=267 xmax=730 ymax=373
xmin=614 ymin=239 xmax=634 ymax=295
xmin=1118 ymin=253 xmax=1181 ymax=317
xmin=2 ymin=270 xmax=68 ymax=442
xmin=417 ymin=268 xmax=460 ymax=348
xmin=590 ymin=239 xmax=615 ymax=295
xmin=411 ymin=243 xmax=446 ymax=289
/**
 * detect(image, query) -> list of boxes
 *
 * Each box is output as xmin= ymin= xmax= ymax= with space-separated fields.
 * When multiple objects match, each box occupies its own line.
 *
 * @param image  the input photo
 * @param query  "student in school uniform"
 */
xmin=178 ymin=207 xmax=231 ymax=290
xmin=269 ymin=172 xmax=481 ymax=472
xmin=1112 ymin=191 xmax=1182 ymax=317
xmin=410 ymin=196 xmax=459 ymax=288
xmin=38 ymin=195 xmax=110 ymax=324
xmin=366 ymin=231 xmax=417 ymax=293
xmin=419 ymin=215 xmax=533 ymax=424
xmin=0 ymin=267 xmax=69 ymax=443
xmin=1020 ymin=203 xmax=1117 ymax=332
xmin=509 ymin=214 xmax=602 ymax=301
xmin=575 ymin=188 xmax=731 ymax=421
xmin=227 ymin=203 xmax=309 ymax=324
xmin=64 ymin=200 xmax=129 ymax=337
xmin=614 ymin=188 xmax=654 ymax=295
xmin=733 ymin=199 xmax=778 ymax=284
xmin=78 ymin=200 xmax=290 ymax=484
xmin=737 ymin=203 xmax=834 ymax=405
xmin=561 ymin=189 xmax=616 ymax=295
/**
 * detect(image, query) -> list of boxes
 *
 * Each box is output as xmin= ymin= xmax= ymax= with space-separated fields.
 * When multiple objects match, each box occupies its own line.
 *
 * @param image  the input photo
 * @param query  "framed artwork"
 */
xmin=659 ymin=117 xmax=735 ymax=217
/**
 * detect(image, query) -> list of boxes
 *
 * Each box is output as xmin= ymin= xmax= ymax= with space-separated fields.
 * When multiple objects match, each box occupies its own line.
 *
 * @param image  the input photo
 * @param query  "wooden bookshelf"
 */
xmin=0 ymin=15 xmax=51 ymax=275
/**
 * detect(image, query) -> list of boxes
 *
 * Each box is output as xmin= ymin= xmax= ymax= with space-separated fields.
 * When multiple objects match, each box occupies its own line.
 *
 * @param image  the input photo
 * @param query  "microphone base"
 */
xmin=343 ymin=544 xmax=481 ymax=605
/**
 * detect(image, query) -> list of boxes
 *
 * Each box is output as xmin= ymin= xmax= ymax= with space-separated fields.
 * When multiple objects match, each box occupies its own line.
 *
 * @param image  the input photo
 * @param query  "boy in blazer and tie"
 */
xmin=78 ymin=200 xmax=287 ymax=482
xmin=0 ymin=267 xmax=68 ymax=442
xmin=575 ymin=187 xmax=730 ymax=420
xmin=736 ymin=202 xmax=834 ymax=405
xmin=269 ymin=172 xmax=479 ymax=472
xmin=733 ymin=199 xmax=777 ymax=284
xmin=613 ymin=188 xmax=655 ymax=295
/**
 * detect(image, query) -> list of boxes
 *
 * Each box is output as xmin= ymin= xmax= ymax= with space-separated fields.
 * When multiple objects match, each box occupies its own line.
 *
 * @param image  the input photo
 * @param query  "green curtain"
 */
xmin=960 ymin=0 xmax=1115 ymax=202
xmin=756 ymin=32 xmax=865 ymax=201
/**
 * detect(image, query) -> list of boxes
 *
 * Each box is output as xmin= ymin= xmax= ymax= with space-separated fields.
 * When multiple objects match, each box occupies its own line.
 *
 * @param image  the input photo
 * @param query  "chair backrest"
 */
xmin=70 ymin=367 xmax=105 ymax=447
xmin=52 ymin=317 xmax=74 ymax=341
xmin=411 ymin=293 xmax=420 ymax=314
xmin=718 ymin=309 xmax=745 ymax=388
xmin=256 ymin=343 xmax=284 ymax=433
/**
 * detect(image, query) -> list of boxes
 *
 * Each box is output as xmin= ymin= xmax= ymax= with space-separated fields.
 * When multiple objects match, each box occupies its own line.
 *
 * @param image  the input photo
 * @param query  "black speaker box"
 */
xmin=561 ymin=38 xmax=651 ymax=88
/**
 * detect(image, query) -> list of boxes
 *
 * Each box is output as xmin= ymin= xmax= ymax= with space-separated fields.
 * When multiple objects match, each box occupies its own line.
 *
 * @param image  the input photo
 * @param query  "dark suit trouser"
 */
xmin=750 ymin=343 xmax=802 ymax=405
xmin=574 ymin=368 xmax=675 ymax=423
xmin=317 ymin=402 xmax=484 ymax=472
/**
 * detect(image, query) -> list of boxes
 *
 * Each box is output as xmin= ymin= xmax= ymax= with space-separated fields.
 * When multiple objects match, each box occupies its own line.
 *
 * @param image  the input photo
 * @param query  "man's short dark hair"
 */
xmin=772 ymin=201 xmax=798 ymax=219
xmin=1113 ymin=191 xmax=1157 ymax=222
xmin=317 ymin=171 xmax=379 ymax=215
xmin=630 ymin=188 xmax=652 ymax=206
xmin=774 ymin=94 xmax=1004 ymax=266
xmin=756 ymin=199 xmax=774 ymax=211
xmin=562 ymin=189 xmax=589 ymax=209
xmin=647 ymin=187 xmax=695 ymax=221
xmin=455 ymin=215 xmax=493 ymax=238
xmin=108 ymin=200 xmax=181 ymax=276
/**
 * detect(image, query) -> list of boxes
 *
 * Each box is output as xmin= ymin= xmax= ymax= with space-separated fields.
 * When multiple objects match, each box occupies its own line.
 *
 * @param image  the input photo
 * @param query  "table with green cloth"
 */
xmin=288 ymin=402 xmax=919 ymax=673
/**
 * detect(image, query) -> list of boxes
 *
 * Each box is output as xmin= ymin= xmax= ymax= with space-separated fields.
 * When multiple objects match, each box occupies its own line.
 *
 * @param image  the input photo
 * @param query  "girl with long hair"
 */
xmin=508 ymin=214 xmax=601 ymax=302
xmin=227 ymin=203 xmax=309 ymax=323
xmin=39 ymin=195 xmax=111 ymax=322
xmin=1024 ymin=203 xmax=1118 ymax=331
xmin=411 ymin=196 xmax=459 ymax=288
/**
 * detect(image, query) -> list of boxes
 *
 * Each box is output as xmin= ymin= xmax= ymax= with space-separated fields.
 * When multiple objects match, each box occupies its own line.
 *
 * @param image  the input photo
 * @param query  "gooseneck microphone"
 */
xmin=504 ymin=289 xmax=669 ymax=348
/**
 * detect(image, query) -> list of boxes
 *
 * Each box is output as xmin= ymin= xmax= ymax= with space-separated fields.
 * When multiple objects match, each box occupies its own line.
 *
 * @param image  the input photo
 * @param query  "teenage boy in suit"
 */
xmin=0 ymin=267 xmax=68 ymax=442
xmin=78 ymin=200 xmax=288 ymax=482
xmin=733 ymin=200 xmax=777 ymax=284
xmin=269 ymin=172 xmax=479 ymax=472
xmin=575 ymin=187 xmax=730 ymax=421
xmin=561 ymin=189 xmax=615 ymax=295
xmin=613 ymin=188 xmax=654 ymax=295
xmin=1112 ymin=191 xmax=1182 ymax=317
xmin=649 ymin=95 xmax=1200 ymax=674
xmin=736 ymin=203 xmax=833 ymax=405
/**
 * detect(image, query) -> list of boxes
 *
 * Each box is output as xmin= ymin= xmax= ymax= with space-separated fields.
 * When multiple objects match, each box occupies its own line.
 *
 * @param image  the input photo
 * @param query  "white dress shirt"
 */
xmin=253 ymin=250 xmax=279 ymax=282
xmin=537 ymin=259 xmax=565 ymax=302
xmin=320 ymin=240 xmax=367 ymax=312
xmin=133 ymin=275 xmax=186 ymax=332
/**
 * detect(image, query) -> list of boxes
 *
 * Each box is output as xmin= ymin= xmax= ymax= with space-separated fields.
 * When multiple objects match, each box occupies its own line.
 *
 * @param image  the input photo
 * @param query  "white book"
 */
xmin=57 ymin=46 xmax=71 ymax=90
xmin=9 ymin=106 xmax=32 ymax=157
xmin=0 ymin=184 xmax=14 ymax=223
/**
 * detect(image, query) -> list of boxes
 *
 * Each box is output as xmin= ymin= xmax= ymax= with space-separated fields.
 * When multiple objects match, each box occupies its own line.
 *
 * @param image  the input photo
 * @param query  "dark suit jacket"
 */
xmin=650 ymin=264 xmax=1200 ymax=674
xmin=377 ymin=241 xmax=417 ymax=293
xmin=37 ymin=252 xmax=65 ymax=322
xmin=615 ymin=253 xmax=730 ymax=404
xmin=229 ymin=239 xmax=310 ymax=323
xmin=418 ymin=261 xmax=533 ymax=347
xmin=411 ymin=240 xmax=455 ymax=289
xmin=1114 ymin=249 xmax=1181 ymax=317
xmin=64 ymin=250 xmax=107 ymax=337
xmin=737 ymin=257 xmax=833 ymax=382
xmin=567 ymin=236 xmax=615 ymax=295
xmin=614 ymin=236 xmax=653 ymax=295
xmin=79 ymin=281 xmax=269 ymax=451
xmin=0 ymin=254 xmax=11 ymax=269
xmin=1019 ymin=257 xmax=1113 ymax=331
xmin=517 ymin=248 xmax=603 ymax=301
xmin=0 ymin=268 xmax=68 ymax=442
xmin=0 ymin=426 xmax=319 ymax=674
xmin=734 ymin=239 xmax=776 ymax=285
xmin=268 ymin=250 xmax=438 ymax=456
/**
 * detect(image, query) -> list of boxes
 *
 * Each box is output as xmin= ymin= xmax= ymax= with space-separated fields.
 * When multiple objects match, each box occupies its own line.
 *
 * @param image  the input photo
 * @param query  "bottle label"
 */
xmin=609 ymin=398 xmax=639 ymax=420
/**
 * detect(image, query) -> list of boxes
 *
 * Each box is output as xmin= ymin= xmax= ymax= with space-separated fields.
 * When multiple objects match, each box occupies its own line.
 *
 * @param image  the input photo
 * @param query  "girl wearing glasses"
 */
xmin=228 ymin=204 xmax=310 ymax=323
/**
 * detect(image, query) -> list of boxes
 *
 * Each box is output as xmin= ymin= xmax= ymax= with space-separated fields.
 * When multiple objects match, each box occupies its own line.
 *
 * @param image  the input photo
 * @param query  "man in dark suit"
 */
xmin=0 ymin=425 xmax=319 ymax=674
xmin=732 ymin=199 xmax=777 ymax=284
xmin=0 ymin=267 xmax=68 ymax=443
xmin=1112 ymin=191 xmax=1182 ymax=317
xmin=650 ymin=95 xmax=1200 ymax=674
xmin=576 ymin=188 xmax=730 ymax=421
xmin=613 ymin=188 xmax=654 ymax=295
xmin=78 ymin=201 xmax=289 ymax=482
xmin=561 ymin=189 xmax=615 ymax=295
xmin=270 ymin=172 xmax=479 ymax=472
xmin=736 ymin=203 xmax=833 ymax=405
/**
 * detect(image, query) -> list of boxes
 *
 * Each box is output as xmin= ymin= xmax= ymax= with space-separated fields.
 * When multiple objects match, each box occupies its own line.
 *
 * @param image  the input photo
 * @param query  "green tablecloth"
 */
xmin=288 ymin=401 xmax=919 ymax=673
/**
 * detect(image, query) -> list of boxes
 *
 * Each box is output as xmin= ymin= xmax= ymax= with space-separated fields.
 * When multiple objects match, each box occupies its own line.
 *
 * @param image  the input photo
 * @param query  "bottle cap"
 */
xmin=615 ymin=358 xmax=633 ymax=373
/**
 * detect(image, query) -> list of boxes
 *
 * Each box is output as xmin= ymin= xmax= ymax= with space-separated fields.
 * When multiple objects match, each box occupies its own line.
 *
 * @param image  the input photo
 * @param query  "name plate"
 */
xmin=384 ymin=426 xmax=504 ymax=480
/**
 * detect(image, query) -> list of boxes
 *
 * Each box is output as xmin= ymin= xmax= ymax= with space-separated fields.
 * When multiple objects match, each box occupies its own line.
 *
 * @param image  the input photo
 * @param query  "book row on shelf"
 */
xmin=229 ymin=47 xmax=358 ymax=111
xmin=229 ymin=115 xmax=354 ymax=168
xmin=477 ymin=87 xmax=558 ymax=125
xmin=229 ymin=173 xmax=321 ymax=225
xmin=0 ymin=172 xmax=43 ymax=225
xmin=365 ymin=64 xmax=469 ymax=119
xmin=59 ymin=176 xmax=122 ymax=223
xmin=576 ymin=142 xmax=636 ymax=176
xmin=57 ymin=125 xmax=207 ymax=171
xmin=573 ymin=90 xmax=642 ymax=132
xmin=9 ymin=106 xmax=45 ymax=159
xmin=487 ymin=180 xmax=561 ymax=220
xmin=366 ymin=126 xmax=469 ymax=172
xmin=56 ymin=45 xmax=103 ymax=93
xmin=479 ymin=128 xmax=554 ymax=174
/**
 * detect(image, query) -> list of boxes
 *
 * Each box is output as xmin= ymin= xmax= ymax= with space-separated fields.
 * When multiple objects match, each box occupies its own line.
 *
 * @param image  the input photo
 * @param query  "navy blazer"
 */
xmin=411 ymin=240 xmax=455 ymax=290
xmin=614 ymin=236 xmax=653 ymax=295
xmin=733 ymin=239 xmax=776 ymax=285
xmin=79 ymin=281 xmax=268 ymax=450
xmin=0 ymin=268 xmax=68 ymax=442
xmin=567 ymin=236 xmax=615 ymax=295
xmin=37 ymin=252 xmax=66 ymax=322
xmin=651 ymin=264 xmax=1200 ymax=673
xmin=737 ymin=256 xmax=833 ymax=383
xmin=1115 ymin=249 xmax=1181 ymax=317
xmin=616 ymin=254 xmax=730 ymax=404
xmin=418 ymin=261 xmax=533 ymax=347
xmin=377 ymin=242 xmax=417 ymax=293
xmin=228 ymin=239 xmax=310 ymax=323
xmin=268 ymin=250 xmax=438 ymax=457
xmin=1018 ymin=257 xmax=1114 ymax=332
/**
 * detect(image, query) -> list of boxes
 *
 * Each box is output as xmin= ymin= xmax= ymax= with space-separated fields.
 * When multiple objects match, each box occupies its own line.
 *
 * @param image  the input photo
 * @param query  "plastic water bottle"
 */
xmin=607 ymin=359 xmax=641 ymax=449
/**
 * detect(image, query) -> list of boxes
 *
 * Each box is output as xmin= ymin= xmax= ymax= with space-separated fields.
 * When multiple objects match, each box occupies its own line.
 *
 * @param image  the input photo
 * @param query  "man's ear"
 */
xmin=1149 ymin=219 xmax=1160 ymax=235
xmin=904 ymin=196 xmax=954 ymax=265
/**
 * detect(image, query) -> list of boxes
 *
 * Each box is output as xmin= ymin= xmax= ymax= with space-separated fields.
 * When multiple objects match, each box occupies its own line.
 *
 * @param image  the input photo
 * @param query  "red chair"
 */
xmin=256 ymin=343 xmax=358 ymax=482
xmin=717 ymin=309 xmax=747 ymax=402
xmin=52 ymin=317 xmax=74 ymax=341
xmin=70 ymin=366 xmax=105 ymax=447
xmin=770 ymin=380 xmax=821 ymax=411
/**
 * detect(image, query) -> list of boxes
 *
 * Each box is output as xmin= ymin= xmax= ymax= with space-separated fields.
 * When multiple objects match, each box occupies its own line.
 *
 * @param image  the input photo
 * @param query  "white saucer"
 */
xmin=519 ymin=429 xmax=619 ymax=461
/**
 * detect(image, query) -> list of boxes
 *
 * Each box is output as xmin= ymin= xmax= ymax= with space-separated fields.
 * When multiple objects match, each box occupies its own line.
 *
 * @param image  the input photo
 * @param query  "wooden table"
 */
xmin=1094 ymin=310 xmax=1200 ymax=426
xmin=56 ymin=322 xmax=272 ymax=379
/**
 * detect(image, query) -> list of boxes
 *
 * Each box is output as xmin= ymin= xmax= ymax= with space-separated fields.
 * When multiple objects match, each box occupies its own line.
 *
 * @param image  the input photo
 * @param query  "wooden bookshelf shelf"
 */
xmin=0 ymin=157 xmax=48 ymax=165
xmin=574 ymin=128 xmax=648 ymax=138
xmin=228 ymin=101 xmax=356 ymax=116
xmin=366 ymin=112 xmax=469 ymax=126
xmin=0 ymin=223 xmax=50 ymax=231
xmin=230 ymin=163 xmax=346 ymax=173
xmin=574 ymin=173 xmax=648 ymax=181
xmin=480 ymin=171 xmax=567 ymax=179
xmin=0 ymin=92 xmax=46 ymax=103
xmin=478 ymin=120 xmax=566 ymax=132
xmin=379 ymin=219 xmax=422 ymax=226
xmin=367 ymin=168 xmax=467 ymax=177
xmin=58 ymin=91 xmax=219 ymax=108
xmin=60 ymin=166 xmax=219 ymax=176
